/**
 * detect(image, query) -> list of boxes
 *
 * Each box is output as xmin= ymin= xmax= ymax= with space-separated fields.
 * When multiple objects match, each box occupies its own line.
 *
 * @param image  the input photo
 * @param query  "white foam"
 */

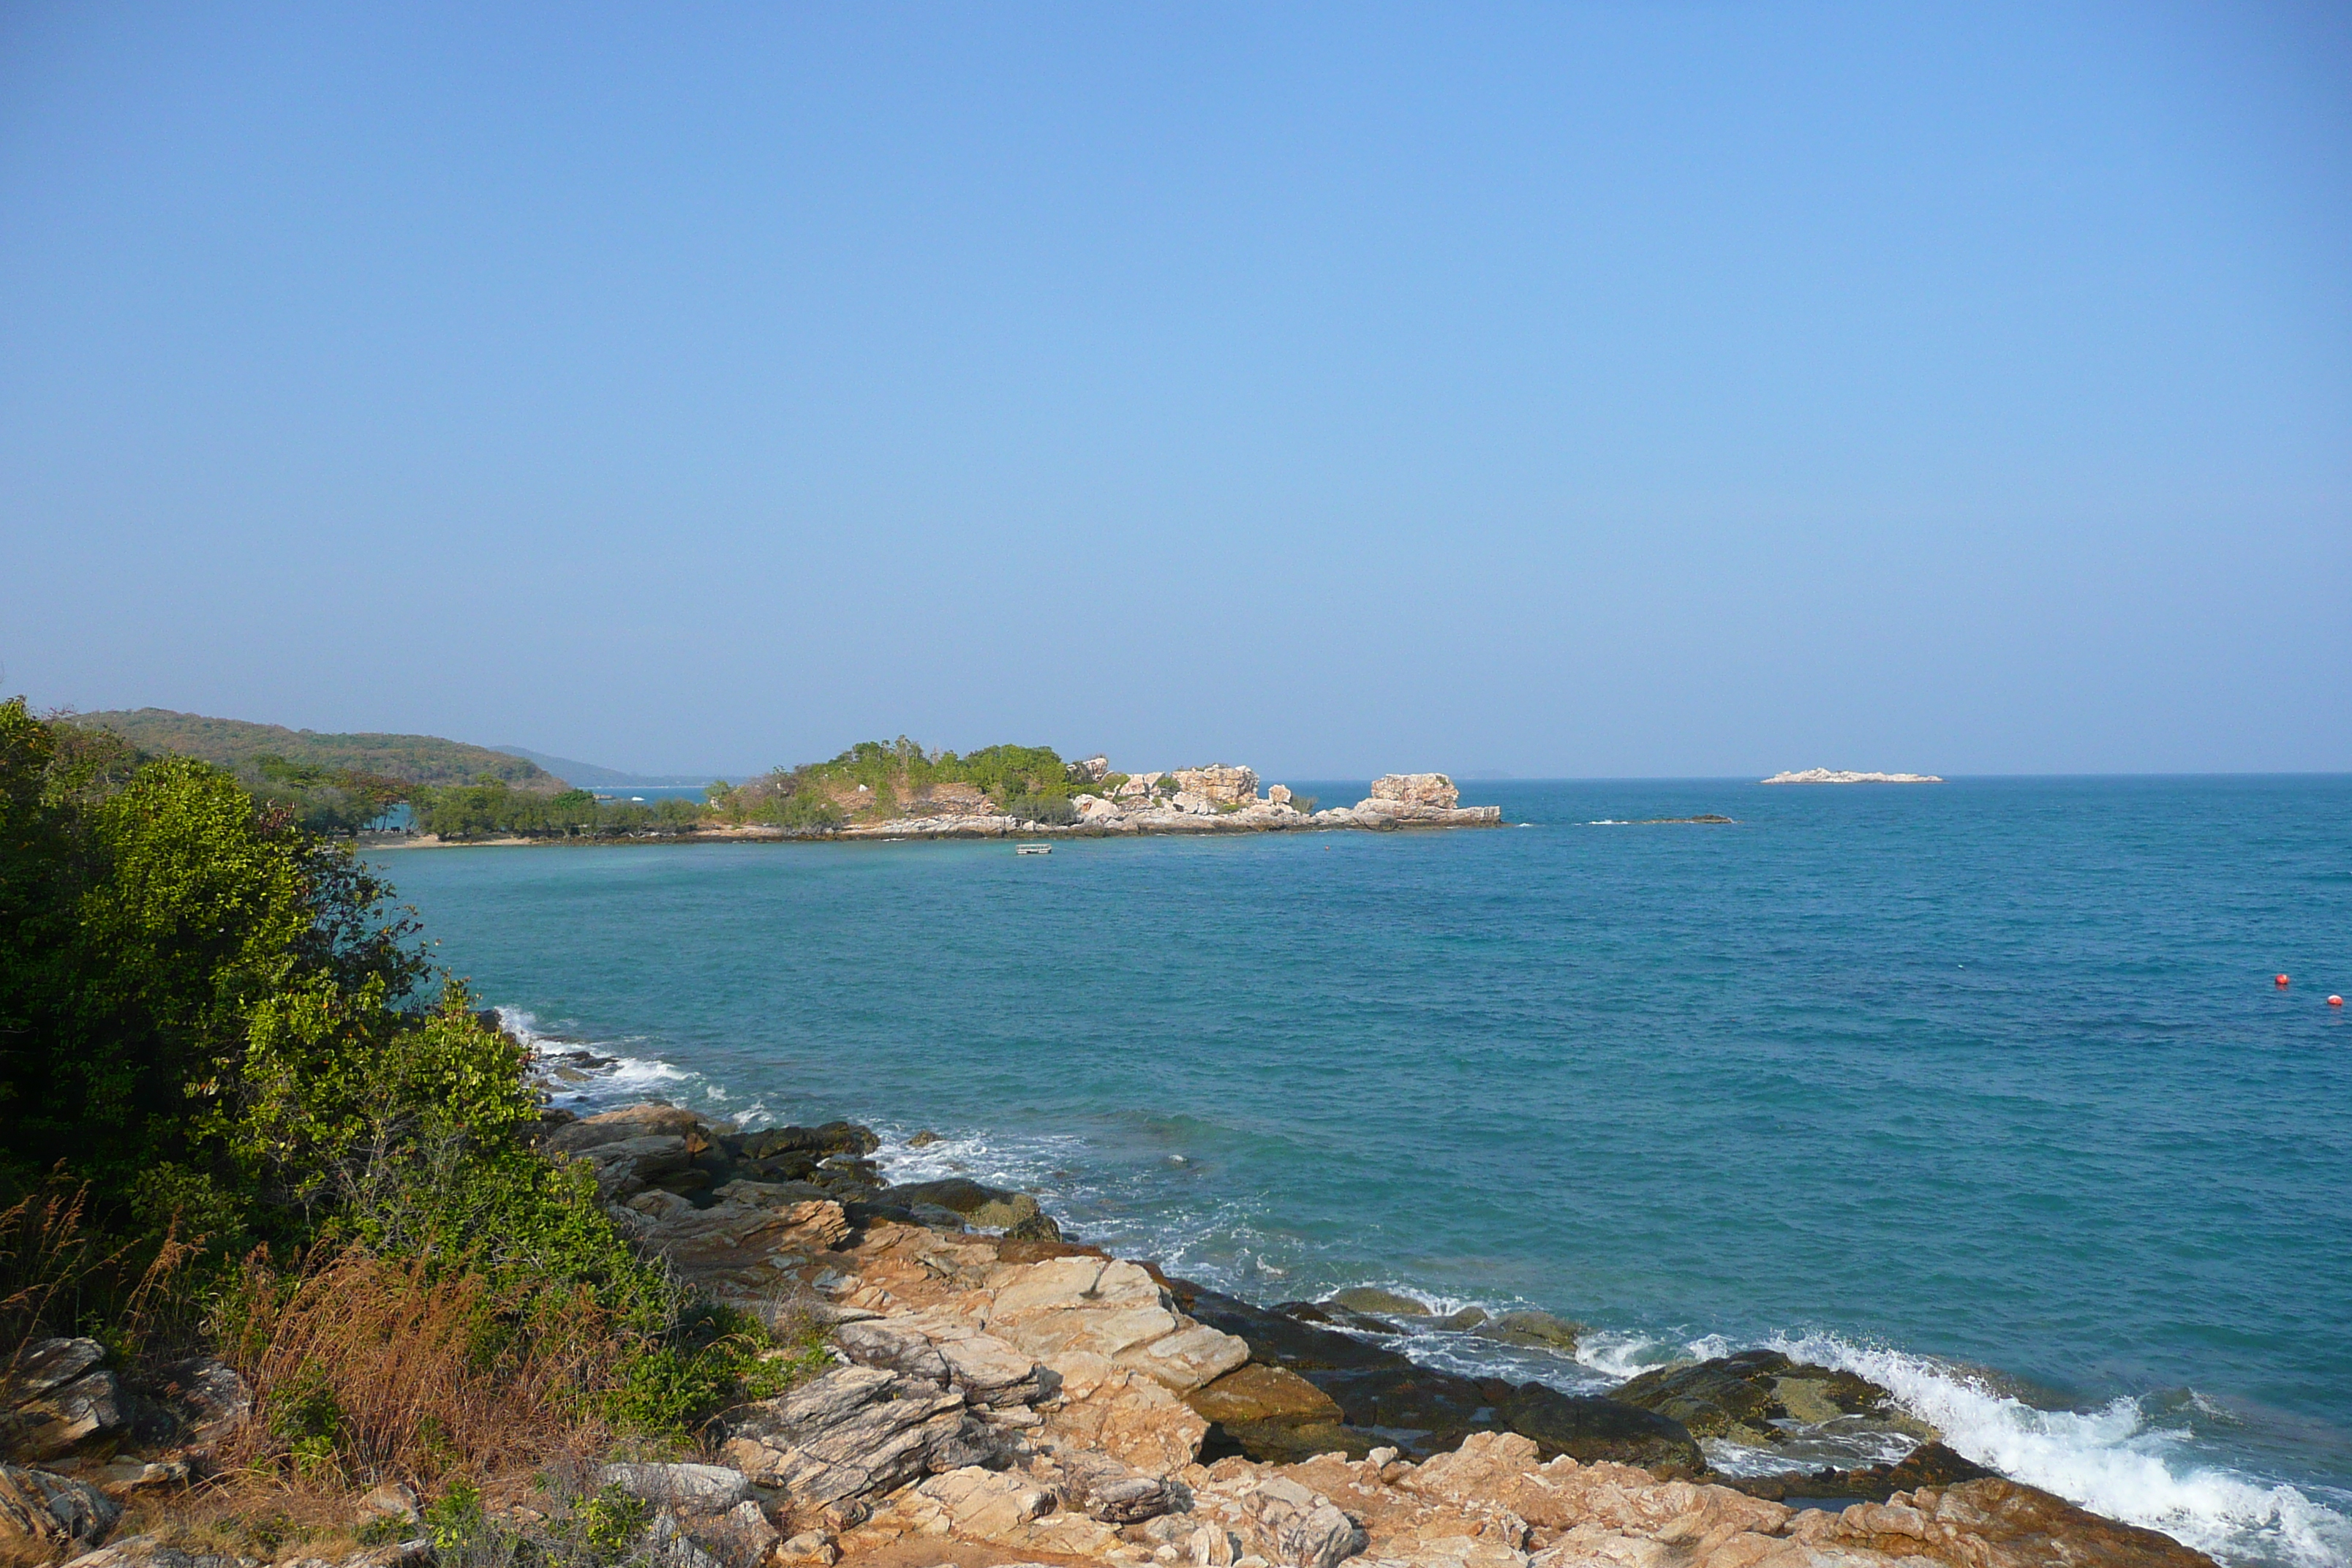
xmin=1574 ymin=1329 xmax=1679 ymax=1382
xmin=501 ymin=1006 xmax=740 ymax=1120
xmin=1771 ymin=1333 xmax=2352 ymax=1568
xmin=869 ymin=1128 xmax=1085 ymax=1190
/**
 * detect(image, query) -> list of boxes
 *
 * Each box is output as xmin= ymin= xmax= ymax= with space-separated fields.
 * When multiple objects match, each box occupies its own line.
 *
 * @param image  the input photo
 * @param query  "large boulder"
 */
xmin=883 ymin=1179 xmax=1044 ymax=1233
xmin=1367 ymin=774 xmax=1460 ymax=810
xmin=1043 ymin=1450 xmax=1186 ymax=1523
xmin=132 ymin=1357 xmax=251 ymax=1454
xmin=1170 ymin=766 xmax=1260 ymax=805
xmin=0 ymin=1464 xmax=120 ymax=1548
xmin=1733 ymin=1439 xmax=1994 ymax=1504
xmin=1610 ymin=1348 xmax=1915 ymax=1450
xmin=984 ymin=1257 xmax=1247 ymax=1394
xmin=1187 ymin=1365 xmax=1365 ymax=1463
xmin=1493 ymin=1384 xmax=1705 ymax=1476
xmin=908 ymin=1466 xmax=1056 ymax=1539
xmin=57 ymin=1537 xmax=244 ymax=1568
xmin=1237 ymin=1476 xmax=1365 ymax=1568
xmin=543 ymin=1103 xmax=707 ymax=1154
xmin=832 ymin=1316 xmax=1044 ymax=1409
xmin=1035 ymin=1352 xmax=1209 ymax=1477
xmin=572 ymin=1134 xmax=694 ymax=1199
xmin=1793 ymin=1476 xmax=2220 ymax=1567
xmin=597 ymin=1463 xmax=755 ymax=1512
xmin=734 ymin=1123 xmax=881 ymax=1160
xmin=0 ymin=1340 xmax=123 ymax=1459
xmin=1351 ymin=774 xmax=1502 ymax=826
xmin=618 ymin=1198 xmax=850 ymax=1311
xmin=1325 ymin=1286 xmax=1430 ymax=1318
xmin=670 ymin=1500 xmax=776 ymax=1568
xmin=1474 ymin=1311 xmax=1583 ymax=1353
xmin=715 ymin=1366 xmax=1004 ymax=1509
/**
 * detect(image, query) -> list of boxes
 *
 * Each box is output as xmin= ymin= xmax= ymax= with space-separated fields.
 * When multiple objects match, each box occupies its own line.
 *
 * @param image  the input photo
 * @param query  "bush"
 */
xmin=602 ymin=1302 xmax=829 ymax=1439
xmin=0 ymin=697 xmax=832 ymax=1499
xmin=219 ymin=1249 xmax=622 ymax=1485
xmin=1000 ymin=793 xmax=1077 ymax=826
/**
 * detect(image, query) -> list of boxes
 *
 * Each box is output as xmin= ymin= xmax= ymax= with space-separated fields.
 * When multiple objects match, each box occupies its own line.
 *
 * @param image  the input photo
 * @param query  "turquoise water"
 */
xmin=374 ymin=777 xmax=2352 ymax=1566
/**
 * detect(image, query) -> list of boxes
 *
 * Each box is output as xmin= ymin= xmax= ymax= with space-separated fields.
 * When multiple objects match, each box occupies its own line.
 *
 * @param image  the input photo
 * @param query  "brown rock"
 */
xmin=0 ymin=1464 xmax=121 ymax=1548
xmin=1494 ymin=1385 xmax=1704 ymax=1477
xmin=1039 ymin=1352 xmax=1210 ymax=1477
xmin=984 ymin=1257 xmax=1247 ymax=1394
xmin=1810 ymin=1477 xmax=2219 ymax=1567
xmin=909 ymin=1466 xmax=1055 ymax=1539
xmin=1237 ymin=1476 xmax=1365 ymax=1568
xmin=543 ymin=1102 xmax=706 ymax=1153
xmin=715 ymin=1366 xmax=1002 ymax=1508
xmin=1367 ymin=774 xmax=1460 ymax=809
xmin=1189 ymin=1365 xmax=1346 ymax=1428
xmin=1171 ymin=766 xmax=1261 ymax=805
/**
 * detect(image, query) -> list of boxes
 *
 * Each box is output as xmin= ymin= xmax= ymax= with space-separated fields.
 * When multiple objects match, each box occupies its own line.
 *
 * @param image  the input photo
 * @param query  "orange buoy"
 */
xmin=2331 ymin=995 xmax=2345 ymax=1007
xmin=2276 ymin=974 xmax=2291 ymax=986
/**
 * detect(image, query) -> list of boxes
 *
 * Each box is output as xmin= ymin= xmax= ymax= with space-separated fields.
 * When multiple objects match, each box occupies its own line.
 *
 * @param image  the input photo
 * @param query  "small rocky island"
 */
xmin=1759 ymin=769 xmax=1943 ymax=785
xmin=831 ymin=766 xmax=1503 ymax=840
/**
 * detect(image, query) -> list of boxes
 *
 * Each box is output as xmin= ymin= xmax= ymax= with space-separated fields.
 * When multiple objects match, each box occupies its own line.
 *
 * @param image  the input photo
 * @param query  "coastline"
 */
xmin=367 ymin=770 xmax=1506 ymax=850
xmin=535 ymin=1064 xmax=2229 ymax=1568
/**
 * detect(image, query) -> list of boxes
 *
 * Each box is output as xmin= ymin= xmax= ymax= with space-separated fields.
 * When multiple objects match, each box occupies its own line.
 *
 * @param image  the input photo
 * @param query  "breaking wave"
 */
xmin=1763 ymin=1333 xmax=2352 ymax=1568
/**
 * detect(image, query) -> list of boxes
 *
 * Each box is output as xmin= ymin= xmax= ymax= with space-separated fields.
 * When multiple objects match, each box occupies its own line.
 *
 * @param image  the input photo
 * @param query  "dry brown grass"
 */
xmin=216 ymin=1248 xmax=619 ymax=1488
xmin=102 ymin=1477 xmax=367 ymax=1568
xmin=0 ymin=1176 xmax=193 ymax=1368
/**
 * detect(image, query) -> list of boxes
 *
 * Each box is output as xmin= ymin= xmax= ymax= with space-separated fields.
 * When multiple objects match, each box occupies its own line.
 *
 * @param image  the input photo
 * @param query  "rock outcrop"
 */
xmin=0 ymin=1463 xmax=121 ymax=1549
xmin=1610 ymin=1347 xmax=1931 ymax=1455
xmin=1 ymin=1340 xmax=124 ymax=1460
xmin=1170 ymin=766 xmax=1261 ymax=806
xmin=742 ymin=755 xmax=1511 ymax=839
xmin=1341 ymin=774 xmax=1504 ymax=828
xmin=715 ymin=1365 xmax=1008 ymax=1509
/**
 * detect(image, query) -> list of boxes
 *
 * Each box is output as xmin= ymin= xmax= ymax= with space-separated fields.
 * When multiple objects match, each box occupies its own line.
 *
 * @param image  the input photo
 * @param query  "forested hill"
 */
xmin=67 ymin=708 xmax=564 ymax=788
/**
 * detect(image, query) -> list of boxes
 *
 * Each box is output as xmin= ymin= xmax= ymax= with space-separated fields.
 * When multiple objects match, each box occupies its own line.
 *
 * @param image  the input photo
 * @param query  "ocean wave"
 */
xmin=1770 ymin=1332 xmax=2352 ymax=1568
xmin=499 ymin=1007 xmax=745 ymax=1123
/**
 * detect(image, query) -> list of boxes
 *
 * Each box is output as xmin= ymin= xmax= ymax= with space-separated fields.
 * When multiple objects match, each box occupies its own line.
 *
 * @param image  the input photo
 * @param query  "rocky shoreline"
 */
xmin=4 ymin=1092 xmax=2220 ymax=1568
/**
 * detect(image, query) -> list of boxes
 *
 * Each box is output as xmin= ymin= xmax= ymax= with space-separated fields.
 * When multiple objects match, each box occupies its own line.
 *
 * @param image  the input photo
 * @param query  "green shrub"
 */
xmin=425 ymin=1480 xmax=486 ymax=1554
xmin=603 ymin=1303 xmax=828 ymax=1437
xmin=1001 ymin=793 xmax=1077 ymax=826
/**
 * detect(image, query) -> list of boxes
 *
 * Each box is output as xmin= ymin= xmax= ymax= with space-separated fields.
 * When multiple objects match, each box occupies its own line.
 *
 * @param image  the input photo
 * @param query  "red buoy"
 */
xmin=2276 ymin=974 xmax=2291 ymax=986
xmin=2331 ymin=995 xmax=2345 ymax=1008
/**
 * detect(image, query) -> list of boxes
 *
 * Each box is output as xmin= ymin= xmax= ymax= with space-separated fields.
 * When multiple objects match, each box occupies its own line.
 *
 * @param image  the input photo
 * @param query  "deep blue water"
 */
xmin=372 ymin=777 xmax=2352 ymax=1566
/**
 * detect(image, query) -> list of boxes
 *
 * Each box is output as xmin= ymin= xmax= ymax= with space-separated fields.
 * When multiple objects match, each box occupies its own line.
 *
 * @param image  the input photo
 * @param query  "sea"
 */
xmin=369 ymin=777 xmax=2352 ymax=1567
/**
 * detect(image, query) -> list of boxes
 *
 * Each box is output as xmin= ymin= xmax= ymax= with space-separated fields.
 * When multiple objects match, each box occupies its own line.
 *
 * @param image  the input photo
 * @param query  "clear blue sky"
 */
xmin=5 ymin=2 xmax=2346 ymax=778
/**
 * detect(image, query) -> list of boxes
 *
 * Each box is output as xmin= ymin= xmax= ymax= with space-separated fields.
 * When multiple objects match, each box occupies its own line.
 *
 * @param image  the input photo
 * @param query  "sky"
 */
xmin=4 ymin=2 xmax=2348 ymax=779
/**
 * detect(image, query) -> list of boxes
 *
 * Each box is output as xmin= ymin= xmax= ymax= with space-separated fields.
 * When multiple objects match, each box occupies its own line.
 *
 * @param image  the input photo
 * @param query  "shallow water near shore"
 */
xmin=374 ymin=777 xmax=2352 ymax=1567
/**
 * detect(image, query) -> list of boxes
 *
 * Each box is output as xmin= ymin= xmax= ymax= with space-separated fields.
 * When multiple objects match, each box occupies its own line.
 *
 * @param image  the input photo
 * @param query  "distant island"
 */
xmin=402 ymin=742 xmax=1503 ymax=843
xmin=1760 ymin=768 xmax=1944 ymax=785
xmin=63 ymin=707 xmax=565 ymax=834
xmin=69 ymin=708 xmax=563 ymax=788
